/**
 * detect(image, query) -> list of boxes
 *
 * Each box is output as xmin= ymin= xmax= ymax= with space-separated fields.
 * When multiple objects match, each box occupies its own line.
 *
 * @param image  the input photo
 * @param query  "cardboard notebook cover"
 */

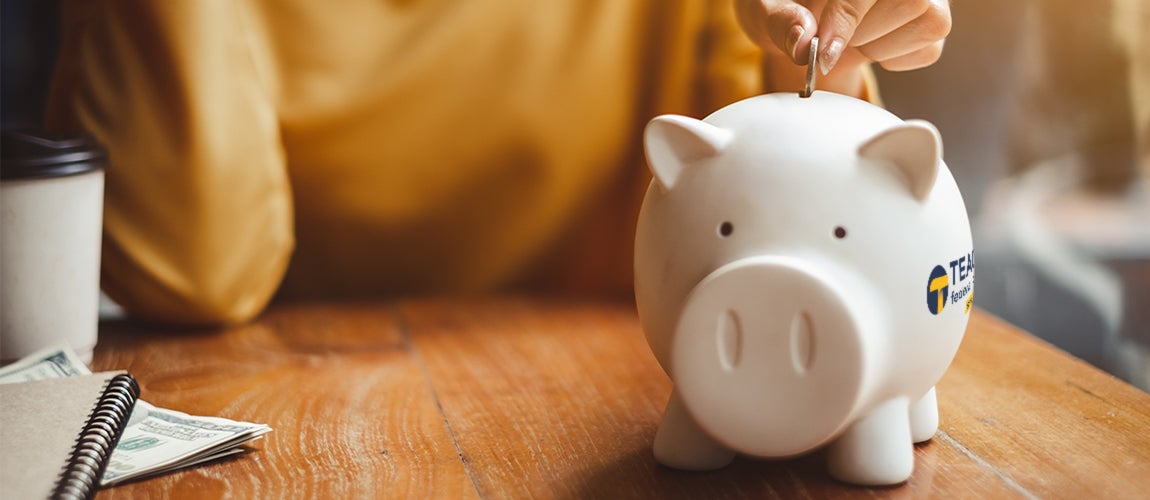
xmin=0 ymin=371 xmax=140 ymax=500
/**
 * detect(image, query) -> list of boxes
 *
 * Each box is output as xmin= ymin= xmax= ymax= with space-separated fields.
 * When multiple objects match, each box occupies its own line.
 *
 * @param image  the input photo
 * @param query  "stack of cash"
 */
xmin=0 ymin=346 xmax=272 ymax=486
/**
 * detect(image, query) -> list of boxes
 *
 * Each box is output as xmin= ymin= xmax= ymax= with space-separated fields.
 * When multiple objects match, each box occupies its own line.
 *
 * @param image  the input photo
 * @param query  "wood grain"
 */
xmin=937 ymin=310 xmax=1150 ymax=499
xmin=399 ymin=299 xmax=1025 ymax=499
xmin=88 ymin=298 xmax=1150 ymax=499
xmin=92 ymin=302 xmax=475 ymax=499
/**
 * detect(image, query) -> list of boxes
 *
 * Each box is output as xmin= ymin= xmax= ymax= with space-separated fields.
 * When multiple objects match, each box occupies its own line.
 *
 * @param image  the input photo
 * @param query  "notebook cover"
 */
xmin=0 ymin=371 xmax=136 ymax=499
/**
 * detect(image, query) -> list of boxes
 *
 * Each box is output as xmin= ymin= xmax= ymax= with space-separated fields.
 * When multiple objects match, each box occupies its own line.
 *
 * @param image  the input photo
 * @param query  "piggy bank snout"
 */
xmin=671 ymin=256 xmax=868 ymax=457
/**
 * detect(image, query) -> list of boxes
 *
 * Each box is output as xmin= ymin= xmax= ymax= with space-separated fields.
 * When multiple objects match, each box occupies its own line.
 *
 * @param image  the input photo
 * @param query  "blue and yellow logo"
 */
xmin=926 ymin=251 xmax=975 ymax=316
xmin=927 ymin=265 xmax=949 ymax=315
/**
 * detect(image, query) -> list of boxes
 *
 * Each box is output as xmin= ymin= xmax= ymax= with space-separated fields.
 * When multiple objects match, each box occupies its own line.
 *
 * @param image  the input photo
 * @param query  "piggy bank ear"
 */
xmin=858 ymin=120 xmax=942 ymax=202
xmin=644 ymin=115 xmax=732 ymax=192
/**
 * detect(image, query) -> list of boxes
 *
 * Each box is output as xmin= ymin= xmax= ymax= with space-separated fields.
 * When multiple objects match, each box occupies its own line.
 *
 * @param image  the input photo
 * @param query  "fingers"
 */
xmin=850 ymin=0 xmax=931 ymax=46
xmin=815 ymin=0 xmax=879 ymax=74
xmin=814 ymin=0 xmax=950 ymax=74
xmin=856 ymin=0 xmax=951 ymax=70
xmin=875 ymin=40 xmax=946 ymax=72
xmin=734 ymin=0 xmax=952 ymax=77
xmin=735 ymin=0 xmax=818 ymax=63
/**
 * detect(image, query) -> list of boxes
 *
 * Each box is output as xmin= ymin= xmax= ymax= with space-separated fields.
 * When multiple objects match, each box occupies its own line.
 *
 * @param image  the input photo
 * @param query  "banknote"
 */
xmin=0 ymin=345 xmax=272 ymax=485
xmin=101 ymin=400 xmax=272 ymax=484
xmin=0 ymin=344 xmax=93 ymax=381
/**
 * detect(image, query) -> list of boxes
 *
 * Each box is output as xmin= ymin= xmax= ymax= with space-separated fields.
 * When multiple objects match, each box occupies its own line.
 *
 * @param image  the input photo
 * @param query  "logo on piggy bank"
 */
xmin=928 ymin=252 xmax=975 ymax=315
xmin=927 ymin=265 xmax=950 ymax=314
xmin=634 ymin=91 xmax=973 ymax=486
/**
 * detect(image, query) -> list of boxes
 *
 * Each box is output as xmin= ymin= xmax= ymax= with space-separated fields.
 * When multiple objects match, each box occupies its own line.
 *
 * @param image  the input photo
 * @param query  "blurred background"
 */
xmin=876 ymin=0 xmax=1149 ymax=390
xmin=3 ymin=0 xmax=1147 ymax=390
xmin=0 ymin=0 xmax=57 ymax=130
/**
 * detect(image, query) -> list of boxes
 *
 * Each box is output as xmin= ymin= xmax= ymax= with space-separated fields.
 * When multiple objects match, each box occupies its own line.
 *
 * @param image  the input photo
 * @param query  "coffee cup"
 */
xmin=1 ymin=131 xmax=107 ymax=364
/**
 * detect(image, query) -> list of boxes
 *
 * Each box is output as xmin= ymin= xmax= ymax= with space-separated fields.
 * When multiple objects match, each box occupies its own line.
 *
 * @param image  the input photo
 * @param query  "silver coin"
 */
xmin=802 ymin=36 xmax=818 ymax=98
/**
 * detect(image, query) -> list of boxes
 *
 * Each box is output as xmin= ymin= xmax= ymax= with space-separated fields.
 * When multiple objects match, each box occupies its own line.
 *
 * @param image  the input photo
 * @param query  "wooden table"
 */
xmin=91 ymin=298 xmax=1150 ymax=498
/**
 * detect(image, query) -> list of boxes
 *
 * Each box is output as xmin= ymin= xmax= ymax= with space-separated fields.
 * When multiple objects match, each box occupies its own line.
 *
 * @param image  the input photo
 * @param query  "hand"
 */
xmin=735 ymin=0 xmax=952 ymax=75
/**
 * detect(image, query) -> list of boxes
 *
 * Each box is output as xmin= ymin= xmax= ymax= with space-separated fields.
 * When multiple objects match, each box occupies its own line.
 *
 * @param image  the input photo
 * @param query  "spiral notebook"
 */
xmin=0 ymin=371 xmax=140 ymax=500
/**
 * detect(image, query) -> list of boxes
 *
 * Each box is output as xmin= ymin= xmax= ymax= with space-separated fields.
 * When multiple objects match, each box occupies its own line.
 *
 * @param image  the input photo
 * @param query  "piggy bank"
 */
xmin=634 ymin=91 xmax=974 ymax=486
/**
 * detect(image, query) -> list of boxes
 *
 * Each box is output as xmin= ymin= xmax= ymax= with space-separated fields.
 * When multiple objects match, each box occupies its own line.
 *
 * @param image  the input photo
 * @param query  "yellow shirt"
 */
xmin=47 ymin=0 xmax=871 ymax=325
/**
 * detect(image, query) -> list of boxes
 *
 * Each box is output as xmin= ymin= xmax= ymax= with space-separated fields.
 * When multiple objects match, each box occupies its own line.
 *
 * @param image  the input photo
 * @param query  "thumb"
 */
xmin=735 ymin=0 xmax=818 ymax=64
xmin=817 ymin=0 xmax=878 ymax=74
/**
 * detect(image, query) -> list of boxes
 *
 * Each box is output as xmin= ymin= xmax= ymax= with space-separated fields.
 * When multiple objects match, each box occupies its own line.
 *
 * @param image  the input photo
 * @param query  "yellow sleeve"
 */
xmin=46 ymin=0 xmax=292 ymax=325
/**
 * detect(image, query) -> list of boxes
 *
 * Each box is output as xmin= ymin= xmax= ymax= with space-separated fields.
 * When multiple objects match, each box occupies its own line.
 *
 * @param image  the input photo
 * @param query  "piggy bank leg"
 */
xmin=826 ymin=397 xmax=914 ymax=485
xmin=909 ymin=387 xmax=939 ymax=443
xmin=653 ymin=389 xmax=735 ymax=470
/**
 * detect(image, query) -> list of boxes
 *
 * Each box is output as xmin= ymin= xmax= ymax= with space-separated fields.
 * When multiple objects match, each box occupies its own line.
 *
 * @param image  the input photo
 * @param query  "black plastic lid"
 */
xmin=1 ymin=130 xmax=107 ymax=180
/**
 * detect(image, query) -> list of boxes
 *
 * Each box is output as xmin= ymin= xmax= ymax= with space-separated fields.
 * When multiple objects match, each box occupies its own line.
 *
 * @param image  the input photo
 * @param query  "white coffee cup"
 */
xmin=1 ymin=131 xmax=106 ymax=365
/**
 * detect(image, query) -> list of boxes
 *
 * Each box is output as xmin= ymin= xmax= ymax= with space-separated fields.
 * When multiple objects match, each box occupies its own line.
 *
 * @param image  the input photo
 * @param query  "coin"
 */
xmin=802 ymin=36 xmax=819 ymax=98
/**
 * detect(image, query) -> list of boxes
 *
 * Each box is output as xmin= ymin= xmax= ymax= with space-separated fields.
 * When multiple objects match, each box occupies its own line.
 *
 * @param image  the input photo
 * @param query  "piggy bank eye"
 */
xmin=834 ymin=226 xmax=847 ymax=239
xmin=719 ymin=221 xmax=734 ymax=237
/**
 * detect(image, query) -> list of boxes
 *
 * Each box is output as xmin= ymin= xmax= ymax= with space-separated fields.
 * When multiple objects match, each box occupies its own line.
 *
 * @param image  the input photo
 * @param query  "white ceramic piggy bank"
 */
xmin=634 ymin=91 xmax=974 ymax=486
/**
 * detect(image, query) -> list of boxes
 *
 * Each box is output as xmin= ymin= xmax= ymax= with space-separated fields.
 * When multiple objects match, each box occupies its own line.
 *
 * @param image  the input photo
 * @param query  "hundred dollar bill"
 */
xmin=0 ymin=344 xmax=93 ymax=382
xmin=102 ymin=400 xmax=272 ymax=485
xmin=0 ymin=346 xmax=272 ymax=486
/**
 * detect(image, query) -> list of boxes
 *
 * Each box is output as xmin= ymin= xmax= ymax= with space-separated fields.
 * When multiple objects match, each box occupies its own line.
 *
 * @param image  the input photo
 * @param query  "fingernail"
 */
xmin=820 ymin=37 xmax=844 ymax=75
xmin=787 ymin=25 xmax=804 ymax=62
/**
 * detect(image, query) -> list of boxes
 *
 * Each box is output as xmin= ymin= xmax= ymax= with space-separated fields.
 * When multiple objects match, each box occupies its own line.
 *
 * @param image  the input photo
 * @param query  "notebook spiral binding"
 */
xmin=53 ymin=373 xmax=140 ymax=500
